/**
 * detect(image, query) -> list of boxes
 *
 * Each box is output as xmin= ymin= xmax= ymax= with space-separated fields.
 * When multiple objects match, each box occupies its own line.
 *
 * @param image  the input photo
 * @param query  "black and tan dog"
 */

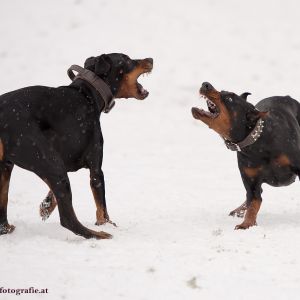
xmin=0 ymin=53 xmax=153 ymax=239
xmin=192 ymin=82 xmax=300 ymax=229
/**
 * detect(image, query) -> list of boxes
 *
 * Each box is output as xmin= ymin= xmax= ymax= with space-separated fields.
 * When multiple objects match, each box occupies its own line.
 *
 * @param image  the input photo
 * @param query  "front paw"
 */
xmin=95 ymin=218 xmax=117 ymax=227
xmin=235 ymin=220 xmax=257 ymax=230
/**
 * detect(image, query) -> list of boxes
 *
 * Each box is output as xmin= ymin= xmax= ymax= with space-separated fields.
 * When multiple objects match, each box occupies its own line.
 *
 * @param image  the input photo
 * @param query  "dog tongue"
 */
xmin=140 ymin=86 xmax=146 ymax=94
xmin=138 ymin=83 xmax=148 ymax=96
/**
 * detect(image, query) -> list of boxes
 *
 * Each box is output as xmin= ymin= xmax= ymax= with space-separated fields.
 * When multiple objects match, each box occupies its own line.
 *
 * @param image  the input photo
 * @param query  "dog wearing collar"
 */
xmin=192 ymin=82 xmax=300 ymax=229
xmin=0 ymin=53 xmax=153 ymax=239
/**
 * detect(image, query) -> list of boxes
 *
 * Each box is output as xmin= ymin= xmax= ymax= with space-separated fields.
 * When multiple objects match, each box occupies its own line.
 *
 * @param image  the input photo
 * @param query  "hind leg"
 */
xmin=42 ymin=160 xmax=117 ymax=226
xmin=44 ymin=174 xmax=111 ymax=239
xmin=10 ymin=131 xmax=111 ymax=239
xmin=0 ymin=162 xmax=14 ymax=235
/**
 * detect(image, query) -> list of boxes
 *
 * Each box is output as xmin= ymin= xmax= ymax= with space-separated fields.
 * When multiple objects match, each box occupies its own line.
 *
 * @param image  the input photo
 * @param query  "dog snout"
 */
xmin=201 ymin=82 xmax=214 ymax=93
xmin=145 ymin=58 xmax=153 ymax=65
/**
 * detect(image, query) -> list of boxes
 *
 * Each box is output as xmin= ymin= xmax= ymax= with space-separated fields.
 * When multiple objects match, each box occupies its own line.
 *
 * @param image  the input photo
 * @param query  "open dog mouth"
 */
xmin=192 ymin=93 xmax=220 ymax=120
xmin=136 ymin=66 xmax=152 ymax=99
xmin=117 ymin=58 xmax=153 ymax=100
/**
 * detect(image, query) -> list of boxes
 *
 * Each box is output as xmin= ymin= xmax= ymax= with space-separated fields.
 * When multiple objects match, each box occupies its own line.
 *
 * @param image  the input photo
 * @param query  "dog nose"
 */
xmin=145 ymin=58 xmax=153 ymax=65
xmin=201 ymin=82 xmax=214 ymax=92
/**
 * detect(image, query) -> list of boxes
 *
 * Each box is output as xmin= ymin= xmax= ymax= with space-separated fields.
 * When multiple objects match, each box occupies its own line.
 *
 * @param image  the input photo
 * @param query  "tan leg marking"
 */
xmin=0 ymin=139 xmax=4 ymax=161
xmin=91 ymin=187 xmax=116 ymax=227
xmin=0 ymin=165 xmax=14 ymax=235
xmin=235 ymin=199 xmax=261 ymax=230
xmin=243 ymin=166 xmax=262 ymax=178
xmin=273 ymin=154 xmax=290 ymax=167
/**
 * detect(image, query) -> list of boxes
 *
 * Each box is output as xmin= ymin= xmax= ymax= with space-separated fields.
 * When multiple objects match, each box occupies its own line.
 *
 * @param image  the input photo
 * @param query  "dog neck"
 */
xmin=67 ymin=65 xmax=115 ymax=113
xmin=222 ymin=118 xmax=265 ymax=151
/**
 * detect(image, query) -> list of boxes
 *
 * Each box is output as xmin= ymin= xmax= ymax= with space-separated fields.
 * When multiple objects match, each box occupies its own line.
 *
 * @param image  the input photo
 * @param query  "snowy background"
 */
xmin=1 ymin=0 xmax=300 ymax=299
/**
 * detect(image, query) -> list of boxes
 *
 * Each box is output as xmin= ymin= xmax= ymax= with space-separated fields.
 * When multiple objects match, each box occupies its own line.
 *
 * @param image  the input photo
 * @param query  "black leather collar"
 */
xmin=67 ymin=65 xmax=115 ymax=113
xmin=223 ymin=118 xmax=265 ymax=151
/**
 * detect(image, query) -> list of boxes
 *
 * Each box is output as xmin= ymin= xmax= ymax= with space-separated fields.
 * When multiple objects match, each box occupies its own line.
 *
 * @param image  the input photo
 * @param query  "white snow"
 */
xmin=1 ymin=0 xmax=300 ymax=299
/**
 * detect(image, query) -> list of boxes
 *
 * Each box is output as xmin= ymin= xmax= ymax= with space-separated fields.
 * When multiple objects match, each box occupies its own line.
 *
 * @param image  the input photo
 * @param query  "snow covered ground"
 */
xmin=1 ymin=0 xmax=300 ymax=299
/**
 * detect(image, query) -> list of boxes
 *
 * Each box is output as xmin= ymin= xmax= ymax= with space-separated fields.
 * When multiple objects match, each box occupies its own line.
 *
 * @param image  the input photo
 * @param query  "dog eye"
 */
xmin=226 ymin=97 xmax=233 ymax=102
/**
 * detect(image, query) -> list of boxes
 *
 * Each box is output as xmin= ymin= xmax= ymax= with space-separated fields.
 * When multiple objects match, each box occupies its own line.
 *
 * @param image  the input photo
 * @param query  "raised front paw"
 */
xmin=235 ymin=220 xmax=257 ymax=230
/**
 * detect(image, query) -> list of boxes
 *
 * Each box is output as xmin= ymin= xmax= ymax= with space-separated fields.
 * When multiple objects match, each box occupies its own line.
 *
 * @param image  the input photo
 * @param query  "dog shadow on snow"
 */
xmin=6 ymin=221 xmax=115 ymax=243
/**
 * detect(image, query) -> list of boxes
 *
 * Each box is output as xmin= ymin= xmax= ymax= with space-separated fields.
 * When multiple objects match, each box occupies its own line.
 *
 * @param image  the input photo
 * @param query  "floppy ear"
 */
xmin=84 ymin=56 xmax=96 ymax=71
xmin=94 ymin=54 xmax=111 ymax=76
xmin=246 ymin=108 xmax=268 ymax=123
xmin=240 ymin=92 xmax=251 ymax=101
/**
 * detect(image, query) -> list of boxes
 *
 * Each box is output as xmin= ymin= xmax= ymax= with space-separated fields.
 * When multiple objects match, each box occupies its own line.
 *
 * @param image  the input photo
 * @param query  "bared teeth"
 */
xmin=200 ymin=94 xmax=209 ymax=101
xmin=207 ymin=99 xmax=216 ymax=108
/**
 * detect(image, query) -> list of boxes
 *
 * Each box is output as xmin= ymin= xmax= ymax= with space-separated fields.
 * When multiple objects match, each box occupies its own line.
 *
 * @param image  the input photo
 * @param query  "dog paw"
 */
xmin=95 ymin=218 xmax=117 ymax=227
xmin=93 ymin=231 xmax=113 ymax=239
xmin=40 ymin=201 xmax=51 ymax=221
xmin=229 ymin=208 xmax=246 ymax=218
xmin=40 ymin=212 xmax=50 ymax=221
xmin=235 ymin=220 xmax=257 ymax=230
xmin=39 ymin=192 xmax=57 ymax=221
xmin=229 ymin=202 xmax=247 ymax=218
xmin=0 ymin=223 xmax=15 ymax=235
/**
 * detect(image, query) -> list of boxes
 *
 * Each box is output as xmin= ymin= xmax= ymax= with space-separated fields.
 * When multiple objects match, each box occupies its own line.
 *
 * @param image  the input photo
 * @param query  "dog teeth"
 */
xmin=207 ymin=99 xmax=216 ymax=108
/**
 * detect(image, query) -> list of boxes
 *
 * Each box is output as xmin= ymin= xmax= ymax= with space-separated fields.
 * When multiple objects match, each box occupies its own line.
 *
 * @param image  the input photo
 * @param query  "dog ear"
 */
xmin=84 ymin=56 xmax=96 ymax=71
xmin=246 ymin=108 xmax=268 ymax=123
xmin=240 ymin=92 xmax=251 ymax=101
xmin=94 ymin=54 xmax=111 ymax=76
xmin=246 ymin=109 xmax=259 ymax=125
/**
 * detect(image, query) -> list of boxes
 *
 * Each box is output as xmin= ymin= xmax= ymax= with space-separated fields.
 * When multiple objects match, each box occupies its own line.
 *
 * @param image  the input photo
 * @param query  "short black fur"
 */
xmin=0 ymin=53 xmax=153 ymax=239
